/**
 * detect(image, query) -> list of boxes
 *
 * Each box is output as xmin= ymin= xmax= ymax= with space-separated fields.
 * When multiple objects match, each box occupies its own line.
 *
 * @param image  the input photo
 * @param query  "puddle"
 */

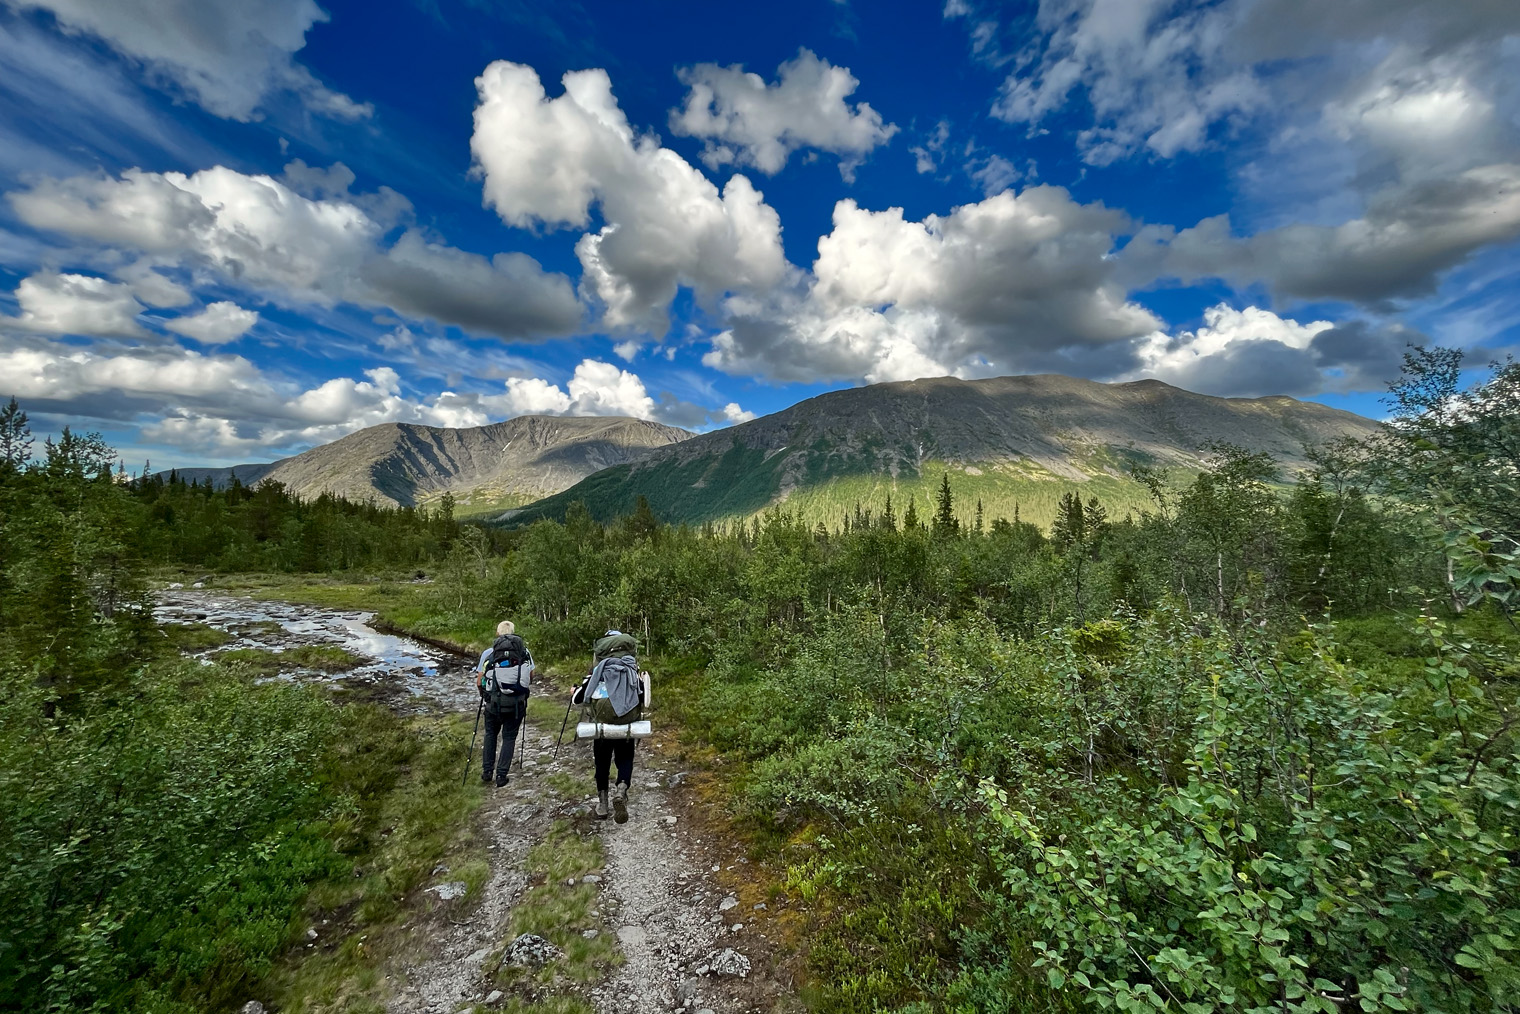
xmin=155 ymin=591 xmax=475 ymax=713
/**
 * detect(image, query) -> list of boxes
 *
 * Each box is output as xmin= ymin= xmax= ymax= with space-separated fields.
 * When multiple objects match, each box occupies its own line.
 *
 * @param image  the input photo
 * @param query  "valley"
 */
xmin=4 ymin=357 xmax=1516 ymax=1014
xmin=6 ymin=2 xmax=1515 ymax=1011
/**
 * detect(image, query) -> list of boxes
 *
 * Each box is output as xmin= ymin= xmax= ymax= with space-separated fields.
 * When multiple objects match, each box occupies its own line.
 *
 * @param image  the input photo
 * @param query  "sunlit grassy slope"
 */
xmin=504 ymin=452 xmax=1174 ymax=532
xmin=775 ymin=460 xmax=1165 ymax=530
xmin=416 ymin=486 xmax=537 ymax=518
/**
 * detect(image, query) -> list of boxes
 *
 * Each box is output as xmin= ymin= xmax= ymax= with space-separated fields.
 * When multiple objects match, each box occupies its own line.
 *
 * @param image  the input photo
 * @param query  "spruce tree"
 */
xmin=1052 ymin=491 xmax=1085 ymax=550
xmin=902 ymin=495 xmax=920 ymax=530
xmin=933 ymin=473 xmax=959 ymax=535
xmin=0 ymin=397 xmax=32 ymax=471
xmin=626 ymin=494 xmax=660 ymax=542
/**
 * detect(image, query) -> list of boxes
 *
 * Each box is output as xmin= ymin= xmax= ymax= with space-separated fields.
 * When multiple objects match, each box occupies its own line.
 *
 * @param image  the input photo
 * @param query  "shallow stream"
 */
xmin=154 ymin=590 xmax=476 ymax=714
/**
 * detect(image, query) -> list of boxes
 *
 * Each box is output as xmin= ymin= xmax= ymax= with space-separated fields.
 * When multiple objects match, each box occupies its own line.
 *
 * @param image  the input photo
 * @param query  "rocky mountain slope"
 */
xmin=167 ymin=416 xmax=691 ymax=513
xmin=503 ymin=374 xmax=1380 ymax=529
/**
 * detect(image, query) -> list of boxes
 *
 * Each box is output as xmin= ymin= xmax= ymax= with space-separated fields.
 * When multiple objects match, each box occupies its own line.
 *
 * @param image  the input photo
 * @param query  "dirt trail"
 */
xmin=162 ymin=591 xmax=795 ymax=1014
xmin=390 ymin=722 xmax=778 ymax=1014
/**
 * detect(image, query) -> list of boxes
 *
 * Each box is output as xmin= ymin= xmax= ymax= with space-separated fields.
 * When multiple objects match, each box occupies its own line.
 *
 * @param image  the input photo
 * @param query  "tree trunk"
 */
xmin=1216 ymin=550 xmax=1226 ymax=616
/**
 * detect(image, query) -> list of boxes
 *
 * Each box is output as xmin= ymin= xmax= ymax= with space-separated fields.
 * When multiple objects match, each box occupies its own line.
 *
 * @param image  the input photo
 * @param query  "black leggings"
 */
xmin=481 ymin=696 xmax=527 ymax=782
xmin=593 ymin=737 xmax=635 ymax=791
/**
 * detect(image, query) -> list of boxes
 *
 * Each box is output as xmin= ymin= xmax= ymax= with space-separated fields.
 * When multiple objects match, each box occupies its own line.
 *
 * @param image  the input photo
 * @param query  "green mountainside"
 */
xmin=499 ymin=374 xmax=1380 ymax=530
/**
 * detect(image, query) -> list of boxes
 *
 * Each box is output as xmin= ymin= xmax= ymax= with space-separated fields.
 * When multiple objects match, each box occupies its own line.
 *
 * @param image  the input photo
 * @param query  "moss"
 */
xmin=544 ymin=771 xmax=594 ymax=802
xmin=492 ymin=821 xmax=619 ymax=990
xmin=213 ymin=644 xmax=366 ymax=676
xmin=285 ymin=644 xmax=365 ymax=673
xmin=215 ymin=647 xmax=287 ymax=676
xmin=271 ymin=712 xmax=485 ymax=1013
xmin=160 ymin=621 xmax=234 ymax=652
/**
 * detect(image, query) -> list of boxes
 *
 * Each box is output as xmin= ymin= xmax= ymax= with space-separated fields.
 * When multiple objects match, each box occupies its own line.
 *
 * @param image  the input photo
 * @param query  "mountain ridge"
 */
xmin=501 ymin=374 xmax=1380 ymax=529
xmin=159 ymin=415 xmax=691 ymax=512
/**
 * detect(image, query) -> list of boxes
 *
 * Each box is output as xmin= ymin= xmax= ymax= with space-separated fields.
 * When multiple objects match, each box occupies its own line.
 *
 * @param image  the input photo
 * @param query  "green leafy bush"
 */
xmin=0 ymin=662 xmax=341 ymax=1012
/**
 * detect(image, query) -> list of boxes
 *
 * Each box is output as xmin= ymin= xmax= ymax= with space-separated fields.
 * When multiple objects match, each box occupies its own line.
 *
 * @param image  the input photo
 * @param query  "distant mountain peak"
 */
xmin=156 ymin=415 xmax=690 ymax=515
xmin=505 ymin=373 xmax=1380 ymax=529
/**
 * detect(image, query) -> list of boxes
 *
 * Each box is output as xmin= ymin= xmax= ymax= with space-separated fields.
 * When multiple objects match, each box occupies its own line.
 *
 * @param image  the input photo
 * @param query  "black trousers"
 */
xmin=593 ymin=737 xmax=635 ymax=791
xmin=482 ymin=696 xmax=527 ymax=783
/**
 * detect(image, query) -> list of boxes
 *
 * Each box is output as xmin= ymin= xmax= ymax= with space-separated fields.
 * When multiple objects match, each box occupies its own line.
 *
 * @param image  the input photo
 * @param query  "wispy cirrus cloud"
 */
xmin=3 ymin=0 xmax=369 ymax=121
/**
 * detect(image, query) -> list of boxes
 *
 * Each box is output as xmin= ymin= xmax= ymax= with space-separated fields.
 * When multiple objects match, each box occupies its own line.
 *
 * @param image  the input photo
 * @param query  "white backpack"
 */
xmin=480 ymin=658 xmax=532 ymax=714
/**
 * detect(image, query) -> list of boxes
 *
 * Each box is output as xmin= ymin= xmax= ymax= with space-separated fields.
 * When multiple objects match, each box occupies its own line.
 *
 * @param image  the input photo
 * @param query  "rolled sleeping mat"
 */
xmin=576 ymin=720 xmax=653 ymax=740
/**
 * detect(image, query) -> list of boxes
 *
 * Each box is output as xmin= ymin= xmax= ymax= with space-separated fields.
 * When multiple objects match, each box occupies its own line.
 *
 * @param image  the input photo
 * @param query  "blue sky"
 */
xmin=1 ymin=0 xmax=1517 ymax=468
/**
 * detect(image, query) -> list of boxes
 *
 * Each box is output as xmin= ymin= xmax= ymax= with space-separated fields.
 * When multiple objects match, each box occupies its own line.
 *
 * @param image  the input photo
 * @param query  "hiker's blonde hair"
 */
xmin=496 ymin=620 xmax=515 ymax=636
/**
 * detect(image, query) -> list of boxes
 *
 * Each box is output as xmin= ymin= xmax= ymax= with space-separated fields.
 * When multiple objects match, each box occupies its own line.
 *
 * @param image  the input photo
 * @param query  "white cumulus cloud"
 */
xmin=7 ymin=164 xmax=582 ymax=340
xmin=720 ymin=402 xmax=756 ymax=424
xmin=486 ymin=358 xmax=751 ymax=430
xmin=706 ymin=185 xmax=1160 ymax=384
xmin=492 ymin=359 xmax=655 ymax=420
xmin=163 ymin=301 xmax=259 ymax=344
xmin=8 ymin=271 xmax=146 ymax=337
xmin=0 ymin=333 xmax=521 ymax=456
xmin=1125 ymin=304 xmax=1416 ymax=397
xmin=469 ymin=60 xmax=788 ymax=336
xmin=669 ymin=48 xmax=898 ymax=180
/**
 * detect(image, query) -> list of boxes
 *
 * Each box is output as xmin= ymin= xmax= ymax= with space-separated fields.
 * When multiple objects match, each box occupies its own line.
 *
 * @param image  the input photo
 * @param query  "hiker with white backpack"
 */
xmin=474 ymin=620 xmax=533 ymax=788
xmin=572 ymin=629 xmax=647 ymax=822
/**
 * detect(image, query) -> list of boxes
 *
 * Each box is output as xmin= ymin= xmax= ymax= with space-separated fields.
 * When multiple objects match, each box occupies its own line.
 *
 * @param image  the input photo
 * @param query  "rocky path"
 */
xmin=391 ymin=715 xmax=787 ymax=1014
xmin=592 ymin=763 xmax=762 ymax=1014
xmin=164 ymin=591 xmax=796 ymax=1014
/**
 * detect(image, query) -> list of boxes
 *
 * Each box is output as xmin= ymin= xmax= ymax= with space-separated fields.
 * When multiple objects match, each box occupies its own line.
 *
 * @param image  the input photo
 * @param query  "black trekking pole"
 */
xmin=554 ymin=654 xmax=595 ymax=760
xmin=463 ymin=697 xmax=483 ymax=786
xmin=553 ymin=692 xmax=574 ymax=760
xmin=516 ymin=703 xmax=529 ymax=772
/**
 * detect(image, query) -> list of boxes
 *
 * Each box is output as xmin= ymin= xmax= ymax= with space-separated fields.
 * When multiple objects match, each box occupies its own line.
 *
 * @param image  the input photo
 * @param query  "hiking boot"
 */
xmin=595 ymin=789 xmax=611 ymax=820
xmin=495 ymin=776 xmax=510 ymax=789
xmin=480 ymin=772 xmax=493 ymax=784
xmin=612 ymin=782 xmax=629 ymax=824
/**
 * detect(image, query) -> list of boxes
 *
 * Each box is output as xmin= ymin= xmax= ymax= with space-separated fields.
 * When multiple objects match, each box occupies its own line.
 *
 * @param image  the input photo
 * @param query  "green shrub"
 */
xmin=0 ymin=661 xmax=340 ymax=1012
xmin=687 ymin=607 xmax=1520 ymax=1012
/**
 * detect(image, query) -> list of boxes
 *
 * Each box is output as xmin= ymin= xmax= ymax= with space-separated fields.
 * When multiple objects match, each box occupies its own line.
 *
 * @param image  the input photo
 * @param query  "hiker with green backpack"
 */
xmin=474 ymin=620 xmax=534 ymax=788
xmin=572 ymin=629 xmax=646 ymax=822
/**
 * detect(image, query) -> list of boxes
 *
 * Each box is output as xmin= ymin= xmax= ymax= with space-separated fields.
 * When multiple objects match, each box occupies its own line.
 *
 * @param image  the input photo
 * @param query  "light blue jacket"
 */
xmin=585 ymin=655 xmax=641 ymax=718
